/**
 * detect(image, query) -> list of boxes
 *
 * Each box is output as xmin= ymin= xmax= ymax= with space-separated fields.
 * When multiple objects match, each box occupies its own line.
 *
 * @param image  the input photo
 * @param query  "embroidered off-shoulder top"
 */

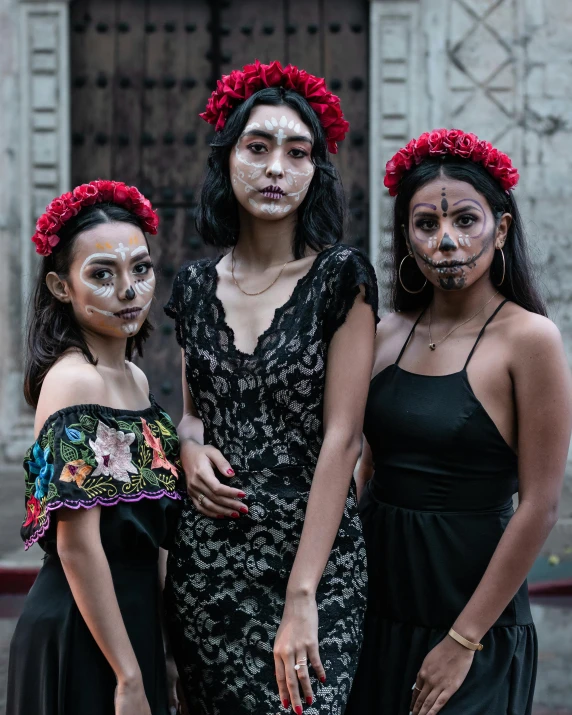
xmin=21 ymin=397 xmax=183 ymax=551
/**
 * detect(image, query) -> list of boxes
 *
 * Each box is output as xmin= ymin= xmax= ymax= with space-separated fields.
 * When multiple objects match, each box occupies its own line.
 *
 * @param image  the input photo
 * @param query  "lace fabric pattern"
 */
xmin=164 ymin=244 xmax=379 ymax=714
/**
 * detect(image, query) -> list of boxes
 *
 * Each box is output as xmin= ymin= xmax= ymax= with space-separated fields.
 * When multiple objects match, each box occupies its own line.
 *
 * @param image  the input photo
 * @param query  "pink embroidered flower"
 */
xmin=141 ymin=418 xmax=178 ymax=478
xmin=24 ymin=495 xmax=41 ymax=528
xmin=88 ymin=422 xmax=138 ymax=483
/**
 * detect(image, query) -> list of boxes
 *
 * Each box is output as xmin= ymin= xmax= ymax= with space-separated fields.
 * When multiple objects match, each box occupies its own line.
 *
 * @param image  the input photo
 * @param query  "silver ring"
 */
xmin=294 ymin=657 xmax=308 ymax=671
xmin=198 ymin=493 xmax=206 ymax=506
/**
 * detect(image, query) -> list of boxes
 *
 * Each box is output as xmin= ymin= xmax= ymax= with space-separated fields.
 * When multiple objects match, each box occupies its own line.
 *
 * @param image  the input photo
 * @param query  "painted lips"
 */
xmin=260 ymin=185 xmax=285 ymax=200
xmin=114 ymin=307 xmax=142 ymax=320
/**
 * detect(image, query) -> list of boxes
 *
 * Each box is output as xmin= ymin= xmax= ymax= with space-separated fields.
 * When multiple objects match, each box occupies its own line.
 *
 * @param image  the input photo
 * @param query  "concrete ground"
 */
xmin=1 ymin=467 xmax=571 ymax=714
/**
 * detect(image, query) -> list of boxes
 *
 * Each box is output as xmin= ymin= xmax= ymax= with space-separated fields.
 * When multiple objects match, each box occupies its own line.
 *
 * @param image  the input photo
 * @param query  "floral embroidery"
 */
xmin=27 ymin=443 xmax=54 ymax=499
xmin=21 ymin=407 xmax=183 ymax=550
xmin=59 ymin=459 xmax=93 ymax=487
xmin=141 ymin=418 xmax=178 ymax=478
xmin=89 ymin=422 xmax=138 ymax=483
xmin=23 ymin=495 xmax=41 ymax=528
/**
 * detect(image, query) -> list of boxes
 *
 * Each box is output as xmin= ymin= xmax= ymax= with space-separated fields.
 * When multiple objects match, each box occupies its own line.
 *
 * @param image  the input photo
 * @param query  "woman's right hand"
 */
xmin=115 ymin=677 xmax=152 ymax=715
xmin=181 ymin=438 xmax=248 ymax=518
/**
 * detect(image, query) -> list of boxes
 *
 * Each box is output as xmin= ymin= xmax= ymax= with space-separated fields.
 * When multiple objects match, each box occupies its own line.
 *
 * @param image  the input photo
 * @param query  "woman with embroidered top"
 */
xmin=7 ymin=181 xmax=183 ymax=715
xmin=346 ymin=130 xmax=572 ymax=715
xmin=163 ymin=61 xmax=379 ymax=715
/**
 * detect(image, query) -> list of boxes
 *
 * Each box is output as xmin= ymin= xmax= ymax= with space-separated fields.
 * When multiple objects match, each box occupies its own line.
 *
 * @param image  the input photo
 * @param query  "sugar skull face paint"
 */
xmin=407 ymin=177 xmax=500 ymax=291
xmin=229 ymin=104 xmax=315 ymax=222
xmin=59 ymin=222 xmax=155 ymax=339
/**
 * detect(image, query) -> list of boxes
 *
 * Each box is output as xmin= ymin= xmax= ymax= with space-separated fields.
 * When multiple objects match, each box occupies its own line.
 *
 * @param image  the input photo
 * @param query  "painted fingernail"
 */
xmin=295 ymin=707 xmax=303 ymax=715
xmin=237 ymin=491 xmax=246 ymax=498
xmin=239 ymin=506 xmax=248 ymax=514
xmin=320 ymin=675 xmax=326 ymax=683
xmin=231 ymin=511 xmax=240 ymax=518
xmin=282 ymin=699 xmax=289 ymax=709
xmin=306 ymin=696 xmax=313 ymax=704
xmin=227 ymin=468 xmax=235 ymax=476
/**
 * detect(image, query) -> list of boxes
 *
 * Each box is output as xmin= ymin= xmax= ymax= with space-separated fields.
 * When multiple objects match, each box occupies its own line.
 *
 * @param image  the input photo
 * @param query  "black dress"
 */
xmin=346 ymin=301 xmax=537 ymax=715
xmin=164 ymin=245 xmax=379 ymax=715
xmin=7 ymin=400 xmax=183 ymax=715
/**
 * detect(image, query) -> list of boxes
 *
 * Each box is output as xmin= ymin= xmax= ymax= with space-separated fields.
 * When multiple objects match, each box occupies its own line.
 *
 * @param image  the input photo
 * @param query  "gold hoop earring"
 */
xmin=399 ymin=255 xmax=427 ymax=294
xmin=496 ymin=247 xmax=506 ymax=287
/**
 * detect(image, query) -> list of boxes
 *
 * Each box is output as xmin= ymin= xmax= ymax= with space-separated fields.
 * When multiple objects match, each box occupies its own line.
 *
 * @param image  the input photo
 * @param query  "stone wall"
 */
xmin=0 ymin=0 xmax=70 ymax=461
xmin=369 ymin=0 xmax=572 ymax=552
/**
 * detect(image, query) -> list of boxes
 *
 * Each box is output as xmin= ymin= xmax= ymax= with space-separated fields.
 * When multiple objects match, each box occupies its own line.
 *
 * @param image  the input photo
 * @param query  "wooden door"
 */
xmin=70 ymin=0 xmax=369 ymax=419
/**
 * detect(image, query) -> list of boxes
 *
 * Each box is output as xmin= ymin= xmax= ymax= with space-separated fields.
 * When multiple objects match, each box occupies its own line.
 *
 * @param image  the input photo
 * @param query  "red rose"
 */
xmin=428 ymin=129 xmax=448 ymax=155
xmin=259 ymin=59 xmax=285 ymax=88
xmin=32 ymin=231 xmax=60 ymax=256
xmin=126 ymin=186 xmax=145 ymax=208
xmin=455 ymin=132 xmax=478 ymax=158
xmin=112 ymin=182 xmax=129 ymax=204
xmin=413 ymin=133 xmax=430 ymax=163
xmin=96 ymin=180 xmax=116 ymax=202
xmin=36 ymin=212 xmax=61 ymax=234
xmin=46 ymin=199 xmax=70 ymax=221
xmin=443 ymin=129 xmax=463 ymax=152
xmin=73 ymin=183 xmax=99 ymax=205
xmin=472 ymin=140 xmax=493 ymax=164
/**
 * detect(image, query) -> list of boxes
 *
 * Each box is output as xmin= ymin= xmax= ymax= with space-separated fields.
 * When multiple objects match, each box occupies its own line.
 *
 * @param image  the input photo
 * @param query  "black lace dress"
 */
xmin=164 ymin=244 xmax=379 ymax=715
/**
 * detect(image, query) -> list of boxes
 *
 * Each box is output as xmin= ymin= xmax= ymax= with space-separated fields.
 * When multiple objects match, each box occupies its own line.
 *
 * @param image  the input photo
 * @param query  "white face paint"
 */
xmin=64 ymin=223 xmax=155 ymax=342
xmin=229 ymin=105 xmax=315 ymax=223
xmin=458 ymin=234 xmax=472 ymax=247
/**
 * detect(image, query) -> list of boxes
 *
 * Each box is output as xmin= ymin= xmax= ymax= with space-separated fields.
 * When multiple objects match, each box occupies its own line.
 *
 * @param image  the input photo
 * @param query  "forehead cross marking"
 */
xmin=274 ymin=127 xmax=287 ymax=145
xmin=115 ymin=243 xmax=129 ymax=261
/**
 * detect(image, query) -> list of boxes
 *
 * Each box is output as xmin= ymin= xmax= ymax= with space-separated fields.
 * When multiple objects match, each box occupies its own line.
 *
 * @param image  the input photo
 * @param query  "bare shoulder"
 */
xmin=373 ymin=310 xmax=421 ymax=374
xmin=127 ymin=361 xmax=150 ymax=394
xmin=36 ymin=353 xmax=106 ymax=431
xmin=500 ymin=303 xmax=566 ymax=370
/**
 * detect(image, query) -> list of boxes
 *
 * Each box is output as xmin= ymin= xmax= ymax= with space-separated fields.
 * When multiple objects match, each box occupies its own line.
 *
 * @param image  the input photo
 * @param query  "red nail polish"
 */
xmin=231 ymin=511 xmax=240 ymax=518
xmin=320 ymin=675 xmax=326 ymax=683
xmin=227 ymin=468 xmax=235 ymax=476
xmin=239 ymin=506 xmax=248 ymax=514
xmin=282 ymin=699 xmax=289 ymax=709
xmin=306 ymin=696 xmax=313 ymax=705
xmin=295 ymin=706 xmax=303 ymax=715
xmin=237 ymin=491 xmax=246 ymax=498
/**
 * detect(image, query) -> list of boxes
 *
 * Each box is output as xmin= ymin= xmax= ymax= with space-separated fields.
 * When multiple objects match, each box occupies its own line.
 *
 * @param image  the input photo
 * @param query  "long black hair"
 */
xmin=196 ymin=87 xmax=346 ymax=259
xmin=24 ymin=204 xmax=153 ymax=408
xmin=391 ymin=156 xmax=546 ymax=316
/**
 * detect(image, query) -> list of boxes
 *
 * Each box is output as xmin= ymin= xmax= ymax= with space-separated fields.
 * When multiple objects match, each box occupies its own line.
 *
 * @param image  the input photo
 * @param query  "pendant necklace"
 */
xmin=231 ymin=248 xmax=294 ymax=297
xmin=428 ymin=292 xmax=500 ymax=351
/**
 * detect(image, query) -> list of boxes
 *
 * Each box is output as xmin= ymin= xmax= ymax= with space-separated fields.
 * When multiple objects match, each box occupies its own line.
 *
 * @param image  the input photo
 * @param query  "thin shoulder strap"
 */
xmin=395 ymin=306 xmax=429 ymax=366
xmin=464 ymin=299 xmax=509 ymax=369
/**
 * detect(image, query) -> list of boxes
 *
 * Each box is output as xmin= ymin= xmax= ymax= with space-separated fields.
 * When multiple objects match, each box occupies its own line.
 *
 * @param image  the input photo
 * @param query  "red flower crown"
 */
xmin=200 ymin=60 xmax=349 ymax=154
xmin=32 ymin=180 xmax=159 ymax=257
xmin=384 ymin=129 xmax=519 ymax=196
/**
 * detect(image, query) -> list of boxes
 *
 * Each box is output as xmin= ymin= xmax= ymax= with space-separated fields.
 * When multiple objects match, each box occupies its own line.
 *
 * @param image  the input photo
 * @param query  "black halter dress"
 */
xmin=346 ymin=301 xmax=537 ymax=715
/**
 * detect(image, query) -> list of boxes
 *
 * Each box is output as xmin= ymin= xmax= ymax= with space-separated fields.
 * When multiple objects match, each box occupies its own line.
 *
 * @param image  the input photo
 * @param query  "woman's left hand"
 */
xmin=411 ymin=636 xmax=475 ymax=715
xmin=274 ymin=592 xmax=326 ymax=713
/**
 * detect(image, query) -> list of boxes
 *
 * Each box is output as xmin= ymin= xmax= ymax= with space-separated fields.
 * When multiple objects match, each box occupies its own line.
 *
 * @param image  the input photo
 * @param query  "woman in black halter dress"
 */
xmin=347 ymin=131 xmax=571 ymax=715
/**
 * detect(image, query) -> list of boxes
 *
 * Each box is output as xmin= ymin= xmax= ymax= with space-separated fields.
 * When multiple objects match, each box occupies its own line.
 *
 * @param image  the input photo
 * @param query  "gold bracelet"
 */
xmin=448 ymin=628 xmax=484 ymax=652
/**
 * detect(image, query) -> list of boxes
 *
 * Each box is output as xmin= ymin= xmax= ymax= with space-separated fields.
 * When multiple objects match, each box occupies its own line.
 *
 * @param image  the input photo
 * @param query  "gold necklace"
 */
xmin=231 ymin=249 xmax=293 ymax=297
xmin=428 ymin=292 xmax=500 ymax=351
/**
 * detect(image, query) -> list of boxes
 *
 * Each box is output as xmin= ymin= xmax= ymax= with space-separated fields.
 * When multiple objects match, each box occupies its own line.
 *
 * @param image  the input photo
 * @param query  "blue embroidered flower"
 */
xmin=27 ymin=442 xmax=54 ymax=499
xmin=65 ymin=426 xmax=83 ymax=443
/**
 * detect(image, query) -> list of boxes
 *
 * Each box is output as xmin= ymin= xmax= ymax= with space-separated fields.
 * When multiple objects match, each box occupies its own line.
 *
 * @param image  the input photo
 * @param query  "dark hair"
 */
xmin=196 ymin=87 xmax=346 ymax=259
xmin=24 ymin=204 xmax=153 ymax=407
xmin=391 ymin=156 xmax=547 ymax=316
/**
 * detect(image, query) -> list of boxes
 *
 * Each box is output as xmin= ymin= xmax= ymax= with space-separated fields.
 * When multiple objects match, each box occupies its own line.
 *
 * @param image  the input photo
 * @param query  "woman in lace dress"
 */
xmin=164 ymin=62 xmax=379 ymax=715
